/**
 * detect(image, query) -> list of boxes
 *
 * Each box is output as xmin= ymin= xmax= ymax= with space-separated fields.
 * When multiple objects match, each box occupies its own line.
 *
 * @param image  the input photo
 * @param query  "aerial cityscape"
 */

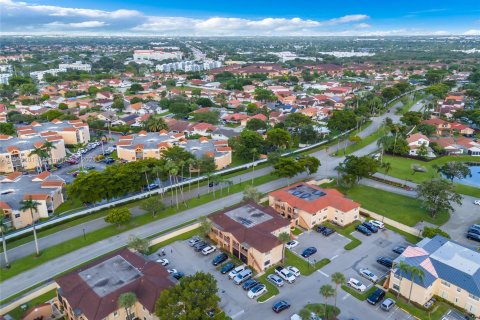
xmin=1 ymin=1 xmax=480 ymax=320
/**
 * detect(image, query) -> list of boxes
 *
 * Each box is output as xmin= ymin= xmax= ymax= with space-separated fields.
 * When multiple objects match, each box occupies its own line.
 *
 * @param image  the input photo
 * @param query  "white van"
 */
xmin=370 ymin=220 xmax=385 ymax=229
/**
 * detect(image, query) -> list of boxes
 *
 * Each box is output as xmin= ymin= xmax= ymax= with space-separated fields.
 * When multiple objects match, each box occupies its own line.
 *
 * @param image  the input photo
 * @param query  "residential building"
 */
xmin=16 ymin=119 xmax=90 ymax=145
xmin=208 ymin=202 xmax=291 ymax=272
xmin=133 ymin=49 xmax=183 ymax=62
xmin=0 ymin=73 xmax=12 ymax=85
xmin=406 ymin=133 xmax=434 ymax=157
xmin=30 ymin=68 xmax=67 ymax=81
xmin=268 ymin=183 xmax=360 ymax=229
xmin=55 ymin=248 xmax=174 ymax=320
xmin=0 ymin=171 xmax=65 ymax=229
xmin=389 ymin=235 xmax=480 ymax=317
xmin=58 ymin=61 xmax=92 ymax=72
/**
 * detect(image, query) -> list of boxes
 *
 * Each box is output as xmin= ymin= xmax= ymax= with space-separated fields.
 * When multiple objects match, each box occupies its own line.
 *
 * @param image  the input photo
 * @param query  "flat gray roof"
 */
xmin=286 ymin=184 xmax=326 ymax=202
xmin=224 ymin=204 xmax=273 ymax=228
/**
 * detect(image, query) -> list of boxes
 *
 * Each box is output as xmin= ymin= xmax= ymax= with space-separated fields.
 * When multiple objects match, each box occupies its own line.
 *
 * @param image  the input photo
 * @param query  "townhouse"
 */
xmin=115 ymin=131 xmax=232 ymax=169
xmin=389 ymin=235 xmax=480 ymax=317
xmin=406 ymin=133 xmax=435 ymax=157
xmin=268 ymin=183 xmax=360 ymax=229
xmin=208 ymin=202 xmax=291 ymax=272
xmin=0 ymin=171 xmax=65 ymax=229
xmin=55 ymin=248 xmax=174 ymax=320
xmin=16 ymin=119 xmax=90 ymax=145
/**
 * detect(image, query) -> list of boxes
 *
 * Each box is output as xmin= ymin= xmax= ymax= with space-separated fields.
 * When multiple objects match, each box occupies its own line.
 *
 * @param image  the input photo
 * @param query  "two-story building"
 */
xmin=389 ymin=235 xmax=480 ymax=317
xmin=268 ymin=183 xmax=360 ymax=229
xmin=208 ymin=202 xmax=290 ymax=272
xmin=16 ymin=119 xmax=90 ymax=146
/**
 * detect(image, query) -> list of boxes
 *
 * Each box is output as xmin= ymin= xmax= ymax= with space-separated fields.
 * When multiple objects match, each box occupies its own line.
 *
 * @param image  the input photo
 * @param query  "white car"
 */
xmin=275 ymin=266 xmax=296 ymax=283
xmin=228 ymin=265 xmax=246 ymax=279
xmin=167 ymin=268 xmax=177 ymax=274
xmin=370 ymin=220 xmax=385 ymax=229
xmin=247 ymin=284 xmax=267 ymax=299
xmin=359 ymin=268 xmax=379 ymax=283
xmin=347 ymin=278 xmax=367 ymax=292
xmin=286 ymin=266 xmax=301 ymax=277
xmin=156 ymin=258 xmax=169 ymax=266
xmin=474 ymin=200 xmax=480 ymax=206
xmin=201 ymin=246 xmax=216 ymax=255
xmin=285 ymin=240 xmax=299 ymax=249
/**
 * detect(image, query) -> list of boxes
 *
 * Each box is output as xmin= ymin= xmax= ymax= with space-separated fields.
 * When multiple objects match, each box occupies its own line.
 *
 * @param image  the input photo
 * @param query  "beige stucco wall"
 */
xmin=214 ymin=152 xmax=232 ymax=170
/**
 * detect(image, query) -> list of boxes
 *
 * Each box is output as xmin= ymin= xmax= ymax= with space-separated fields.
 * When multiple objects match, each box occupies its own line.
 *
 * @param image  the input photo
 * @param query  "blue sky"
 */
xmin=1 ymin=0 xmax=480 ymax=35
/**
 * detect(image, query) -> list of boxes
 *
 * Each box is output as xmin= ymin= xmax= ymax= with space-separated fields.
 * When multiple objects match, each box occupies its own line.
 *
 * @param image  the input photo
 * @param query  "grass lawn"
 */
xmin=333 ymin=125 xmax=386 ymax=156
xmin=6 ymin=289 xmax=57 ymax=320
xmin=341 ymin=284 xmax=378 ymax=301
xmin=300 ymin=303 xmax=340 ymax=320
xmin=0 ymin=174 xmax=278 ymax=282
xmin=323 ymin=221 xmax=362 ymax=250
xmin=284 ymin=250 xmax=330 ymax=276
xmin=379 ymin=155 xmax=480 ymax=198
xmin=291 ymin=227 xmax=303 ymax=236
xmin=341 ymin=185 xmax=449 ymax=227
xmin=256 ymin=267 xmax=280 ymax=302
xmin=148 ymin=227 xmax=200 ymax=253
xmin=55 ymin=197 xmax=84 ymax=214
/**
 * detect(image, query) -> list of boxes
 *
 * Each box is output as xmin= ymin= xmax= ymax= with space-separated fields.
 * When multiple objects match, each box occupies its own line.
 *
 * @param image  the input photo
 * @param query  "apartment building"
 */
xmin=133 ymin=50 xmax=183 ymax=62
xmin=58 ymin=61 xmax=92 ymax=72
xmin=389 ymin=235 xmax=480 ymax=317
xmin=268 ymin=183 xmax=360 ymax=229
xmin=55 ymin=248 xmax=174 ymax=320
xmin=0 ymin=134 xmax=66 ymax=173
xmin=16 ymin=119 xmax=90 ymax=145
xmin=0 ymin=171 xmax=65 ymax=229
xmin=208 ymin=202 xmax=291 ymax=272
xmin=116 ymin=131 xmax=232 ymax=170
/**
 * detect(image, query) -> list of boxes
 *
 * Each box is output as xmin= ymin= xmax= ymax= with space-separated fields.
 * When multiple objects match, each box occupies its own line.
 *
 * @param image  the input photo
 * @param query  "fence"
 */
xmin=360 ymin=208 xmax=422 ymax=238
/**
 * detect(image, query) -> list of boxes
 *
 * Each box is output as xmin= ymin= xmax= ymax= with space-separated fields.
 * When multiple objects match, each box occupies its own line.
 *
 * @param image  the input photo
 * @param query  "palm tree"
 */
xmin=0 ymin=209 xmax=10 ymax=268
xmin=396 ymin=261 xmax=411 ymax=298
xmin=29 ymin=147 xmax=48 ymax=173
xmin=152 ymin=165 xmax=165 ymax=199
xmin=118 ymin=292 xmax=137 ymax=320
xmin=142 ymin=116 xmax=168 ymax=132
xmin=250 ymin=147 xmax=258 ymax=184
xmin=407 ymin=265 xmax=425 ymax=304
xmin=277 ymin=232 xmax=291 ymax=263
xmin=382 ymin=162 xmax=392 ymax=179
xmin=319 ymin=284 xmax=335 ymax=319
xmin=19 ymin=197 xmax=40 ymax=255
xmin=41 ymin=140 xmax=57 ymax=168
xmin=166 ymin=161 xmax=179 ymax=209
xmin=331 ymin=272 xmax=345 ymax=308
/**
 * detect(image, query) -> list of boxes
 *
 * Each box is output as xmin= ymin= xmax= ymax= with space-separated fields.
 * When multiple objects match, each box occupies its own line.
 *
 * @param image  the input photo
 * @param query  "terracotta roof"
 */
xmin=407 ymin=133 xmax=429 ymax=143
xmin=216 ymin=146 xmax=232 ymax=152
xmin=56 ymin=249 xmax=174 ymax=320
xmin=116 ymin=141 xmax=132 ymax=146
xmin=4 ymin=171 xmax=22 ymax=181
xmin=33 ymin=171 xmax=51 ymax=181
xmin=269 ymin=183 xmax=360 ymax=214
xmin=0 ymin=201 xmax=11 ymax=210
xmin=41 ymin=180 xmax=65 ymax=188
xmin=0 ymin=134 xmax=13 ymax=140
xmin=23 ymin=194 xmax=49 ymax=201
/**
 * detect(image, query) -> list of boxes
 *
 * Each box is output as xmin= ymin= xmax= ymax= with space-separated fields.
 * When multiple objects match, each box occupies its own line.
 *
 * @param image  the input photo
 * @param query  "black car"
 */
xmin=242 ymin=279 xmax=259 ymax=291
xmin=103 ymin=157 xmax=115 ymax=164
xmin=172 ymin=272 xmax=185 ymax=280
xmin=468 ymin=227 xmax=480 ymax=236
xmin=193 ymin=241 xmax=207 ymax=249
xmin=272 ymin=300 xmax=290 ymax=313
xmin=315 ymin=225 xmax=326 ymax=233
xmin=392 ymin=246 xmax=406 ymax=255
xmin=301 ymin=247 xmax=317 ymax=258
xmin=376 ymin=257 xmax=393 ymax=269
xmin=367 ymin=288 xmax=386 ymax=305
xmin=362 ymin=222 xmax=379 ymax=233
xmin=467 ymin=232 xmax=480 ymax=242
xmin=194 ymin=243 xmax=209 ymax=252
xmin=220 ymin=262 xmax=235 ymax=274
xmin=356 ymin=225 xmax=372 ymax=236
xmin=212 ymin=253 xmax=228 ymax=266
xmin=322 ymin=227 xmax=336 ymax=236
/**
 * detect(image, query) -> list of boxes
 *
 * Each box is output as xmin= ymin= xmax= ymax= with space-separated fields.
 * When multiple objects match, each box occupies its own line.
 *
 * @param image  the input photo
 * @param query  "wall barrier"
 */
xmin=360 ymin=208 xmax=422 ymax=238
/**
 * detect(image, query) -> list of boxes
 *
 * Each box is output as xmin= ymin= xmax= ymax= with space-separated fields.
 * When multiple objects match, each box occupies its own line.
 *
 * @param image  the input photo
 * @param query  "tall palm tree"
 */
xmin=142 ymin=116 xmax=168 ymax=132
xmin=118 ymin=292 xmax=137 ymax=320
xmin=165 ymin=161 xmax=179 ymax=209
xmin=396 ymin=261 xmax=411 ymax=298
xmin=19 ymin=197 xmax=40 ymax=255
xmin=319 ymin=284 xmax=335 ymax=319
xmin=41 ymin=140 xmax=57 ymax=168
xmin=277 ymin=232 xmax=291 ymax=263
xmin=382 ymin=162 xmax=392 ymax=179
xmin=407 ymin=266 xmax=425 ymax=304
xmin=0 ymin=209 xmax=10 ymax=268
xmin=29 ymin=147 xmax=48 ymax=173
xmin=152 ymin=165 xmax=165 ymax=199
xmin=331 ymin=272 xmax=346 ymax=308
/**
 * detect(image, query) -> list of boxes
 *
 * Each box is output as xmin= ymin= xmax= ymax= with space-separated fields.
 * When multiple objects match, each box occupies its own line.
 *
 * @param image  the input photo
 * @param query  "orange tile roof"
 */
xmin=23 ymin=194 xmax=49 ymax=201
xmin=41 ymin=180 xmax=65 ymax=188
xmin=216 ymin=146 xmax=232 ymax=152
xmin=34 ymin=171 xmax=51 ymax=181
xmin=116 ymin=141 xmax=132 ymax=146
xmin=0 ymin=201 xmax=11 ymax=210
xmin=4 ymin=171 xmax=22 ymax=181
xmin=0 ymin=134 xmax=12 ymax=140
xmin=6 ymin=146 xmax=19 ymax=153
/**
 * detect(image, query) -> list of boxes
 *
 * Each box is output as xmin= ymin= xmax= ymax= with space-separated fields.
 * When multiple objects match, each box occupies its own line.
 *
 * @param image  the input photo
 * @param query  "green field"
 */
xmin=379 ymin=155 xmax=480 ymax=197
xmin=333 ymin=125 xmax=386 ymax=156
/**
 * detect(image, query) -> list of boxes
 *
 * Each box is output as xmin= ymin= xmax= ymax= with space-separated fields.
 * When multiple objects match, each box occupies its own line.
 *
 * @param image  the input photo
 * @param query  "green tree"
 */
xmin=28 ymin=147 xmax=48 ymax=172
xmin=319 ymin=284 xmax=335 ymax=319
xmin=142 ymin=116 xmax=169 ymax=132
xmin=118 ymin=292 xmax=137 ymax=320
xmin=266 ymin=128 xmax=291 ymax=149
xmin=416 ymin=123 xmax=436 ymax=136
xmin=298 ymin=156 xmax=321 ymax=174
xmin=127 ymin=235 xmax=150 ymax=254
xmin=19 ymin=197 xmax=40 ymax=255
xmin=0 ymin=209 xmax=10 ymax=268
xmin=243 ymin=186 xmax=262 ymax=203
xmin=297 ymin=125 xmax=318 ymax=144
xmin=198 ymin=216 xmax=212 ymax=239
xmin=230 ymin=130 xmax=264 ymax=161
xmin=192 ymin=110 xmax=220 ymax=125
xmin=338 ymin=155 xmax=380 ymax=184
xmin=196 ymin=97 xmax=214 ymax=107
xmin=396 ymin=261 xmax=411 ymax=298
xmin=407 ymin=266 xmax=425 ymax=304
xmin=104 ymin=207 xmax=132 ymax=228
xmin=277 ymin=232 xmax=291 ymax=263
xmin=422 ymin=226 xmax=450 ymax=239
xmin=273 ymin=157 xmax=302 ymax=184
xmin=253 ymin=88 xmax=276 ymax=102
xmin=0 ymin=123 xmax=15 ymax=135
xmin=112 ymin=96 xmax=125 ymax=111
xmin=381 ymin=87 xmax=401 ymax=101
xmin=283 ymin=113 xmax=313 ymax=129
xmin=19 ymin=83 xmax=38 ymax=95
xmin=330 ymin=272 xmax=345 ymax=308
xmin=425 ymin=83 xmax=449 ymax=100
xmin=438 ymin=162 xmax=471 ymax=182
xmin=416 ymin=179 xmax=463 ymax=218
xmin=400 ymin=111 xmax=423 ymax=126
xmin=128 ymin=83 xmax=143 ymax=93
xmin=155 ymin=272 xmax=220 ymax=320
xmin=327 ymin=110 xmax=357 ymax=132
xmin=58 ymin=103 xmax=68 ymax=110
xmin=245 ymin=118 xmax=267 ymax=131
xmin=140 ymin=196 xmax=166 ymax=217
xmin=87 ymin=86 xmax=100 ymax=96
xmin=417 ymin=142 xmax=429 ymax=158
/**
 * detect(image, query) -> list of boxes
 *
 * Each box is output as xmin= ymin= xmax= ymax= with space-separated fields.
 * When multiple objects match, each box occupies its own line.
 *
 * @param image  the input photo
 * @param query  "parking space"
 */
xmin=291 ymin=230 xmax=351 ymax=262
xmin=441 ymin=309 xmax=470 ymax=320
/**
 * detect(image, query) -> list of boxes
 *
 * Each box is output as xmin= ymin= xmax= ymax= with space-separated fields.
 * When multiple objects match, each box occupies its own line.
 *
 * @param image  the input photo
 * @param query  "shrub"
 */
xmin=422 ymin=226 xmax=450 ymax=239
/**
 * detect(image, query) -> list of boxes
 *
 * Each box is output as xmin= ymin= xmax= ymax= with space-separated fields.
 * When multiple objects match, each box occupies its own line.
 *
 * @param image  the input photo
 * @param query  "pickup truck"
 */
xmin=274 ymin=266 xmax=296 ymax=284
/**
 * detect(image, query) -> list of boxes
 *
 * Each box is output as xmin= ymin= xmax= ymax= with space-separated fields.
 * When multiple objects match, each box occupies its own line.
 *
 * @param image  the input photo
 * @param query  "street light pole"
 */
xmin=83 ymin=228 xmax=86 ymax=240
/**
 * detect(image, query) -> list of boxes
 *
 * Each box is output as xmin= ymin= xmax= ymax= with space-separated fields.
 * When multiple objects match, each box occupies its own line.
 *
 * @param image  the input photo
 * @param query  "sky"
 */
xmin=1 ymin=0 xmax=480 ymax=36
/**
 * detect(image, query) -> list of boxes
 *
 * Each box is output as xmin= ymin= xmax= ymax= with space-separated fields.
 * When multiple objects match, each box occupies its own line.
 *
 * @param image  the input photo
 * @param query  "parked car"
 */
xmin=376 ymin=256 xmax=393 ymax=269
xmin=267 ymin=274 xmax=285 ymax=287
xmin=229 ymin=265 xmax=246 ymax=279
xmin=359 ymin=268 xmax=378 ymax=283
xmin=285 ymin=240 xmax=299 ymax=249
xmin=347 ymin=278 xmax=367 ymax=292
xmin=474 ymin=200 xmax=480 ymax=205
xmin=275 ymin=266 xmax=296 ymax=284
xmin=194 ymin=242 xmax=209 ymax=252
xmin=247 ymin=284 xmax=267 ymax=299
xmin=220 ymin=262 xmax=235 ymax=274
xmin=156 ymin=258 xmax=169 ymax=266
xmin=172 ymin=272 xmax=185 ymax=280
xmin=187 ymin=236 xmax=201 ymax=246
xmin=322 ymin=227 xmax=336 ymax=236
xmin=212 ymin=253 xmax=228 ymax=266
xmin=370 ymin=220 xmax=385 ymax=229
xmin=380 ymin=298 xmax=396 ymax=311
xmin=233 ymin=269 xmax=252 ymax=285
xmin=103 ymin=157 xmax=115 ymax=164
xmin=467 ymin=232 xmax=480 ymax=242
xmin=356 ymin=225 xmax=372 ymax=236
xmin=272 ymin=300 xmax=290 ymax=313
xmin=315 ymin=225 xmax=326 ymax=233
xmin=301 ymin=247 xmax=317 ymax=258
xmin=367 ymin=288 xmax=386 ymax=305
xmin=145 ymin=183 xmax=160 ymax=190
xmin=470 ymin=224 xmax=480 ymax=232
xmin=362 ymin=222 xmax=378 ymax=233
xmin=167 ymin=269 xmax=178 ymax=274
xmin=468 ymin=227 xmax=480 ymax=235
xmin=392 ymin=246 xmax=406 ymax=255
xmin=287 ymin=266 xmax=301 ymax=277
xmin=85 ymin=165 xmax=96 ymax=170
xmin=242 ymin=279 xmax=258 ymax=291
xmin=202 ymin=246 xmax=216 ymax=255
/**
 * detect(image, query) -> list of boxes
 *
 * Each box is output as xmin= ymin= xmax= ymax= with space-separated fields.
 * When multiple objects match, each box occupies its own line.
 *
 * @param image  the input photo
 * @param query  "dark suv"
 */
xmin=212 ymin=253 xmax=228 ymax=266
xmin=367 ymin=288 xmax=386 ymax=305
xmin=362 ymin=222 xmax=378 ymax=233
xmin=376 ymin=256 xmax=393 ymax=268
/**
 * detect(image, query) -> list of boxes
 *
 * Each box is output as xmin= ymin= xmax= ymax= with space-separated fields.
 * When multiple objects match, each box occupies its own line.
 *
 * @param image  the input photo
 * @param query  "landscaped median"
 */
xmin=383 ymin=292 xmax=451 ymax=320
xmin=341 ymin=284 xmax=378 ymax=301
xmin=284 ymin=250 xmax=330 ymax=276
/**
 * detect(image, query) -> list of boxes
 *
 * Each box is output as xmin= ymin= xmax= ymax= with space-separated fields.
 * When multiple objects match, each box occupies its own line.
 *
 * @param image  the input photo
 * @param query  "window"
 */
xmin=457 ymin=288 xmax=462 ymax=293
xmin=113 ymin=311 xmax=118 ymax=317
xmin=441 ymin=280 xmax=450 ymax=287
xmin=264 ymin=260 xmax=270 ymax=266
xmin=394 ymin=274 xmax=401 ymax=280
xmin=393 ymin=284 xmax=400 ymax=291
xmin=15 ymin=214 xmax=20 ymax=218
xmin=469 ymin=294 xmax=479 ymax=301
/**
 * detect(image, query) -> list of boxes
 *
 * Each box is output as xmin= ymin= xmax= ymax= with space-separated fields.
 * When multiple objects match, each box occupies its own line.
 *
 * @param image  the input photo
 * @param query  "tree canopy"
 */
xmin=416 ymin=179 xmax=462 ymax=218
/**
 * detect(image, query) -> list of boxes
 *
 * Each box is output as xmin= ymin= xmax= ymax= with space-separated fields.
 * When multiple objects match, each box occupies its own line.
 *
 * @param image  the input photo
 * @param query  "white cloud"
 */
xmin=464 ymin=29 xmax=480 ymax=35
xmin=327 ymin=14 xmax=369 ymax=25
xmin=46 ymin=21 xmax=108 ymax=28
xmin=355 ymin=23 xmax=372 ymax=28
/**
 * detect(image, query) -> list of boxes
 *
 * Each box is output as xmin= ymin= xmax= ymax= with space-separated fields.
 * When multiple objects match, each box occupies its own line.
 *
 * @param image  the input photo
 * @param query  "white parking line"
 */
xmin=342 ymin=293 xmax=350 ymax=300
xmin=337 ymin=234 xmax=347 ymax=239
xmin=318 ymin=270 xmax=330 ymax=277
xmin=330 ymin=255 xmax=339 ymax=260
xmin=231 ymin=310 xmax=245 ymax=319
